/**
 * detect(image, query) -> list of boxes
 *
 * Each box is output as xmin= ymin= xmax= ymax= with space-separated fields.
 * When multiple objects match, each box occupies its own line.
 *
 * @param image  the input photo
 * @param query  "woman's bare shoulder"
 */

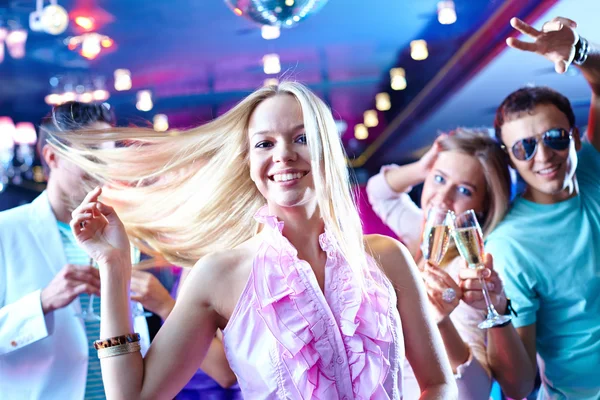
xmin=364 ymin=234 xmax=410 ymax=259
xmin=364 ymin=234 xmax=417 ymax=285
xmin=185 ymin=237 xmax=259 ymax=291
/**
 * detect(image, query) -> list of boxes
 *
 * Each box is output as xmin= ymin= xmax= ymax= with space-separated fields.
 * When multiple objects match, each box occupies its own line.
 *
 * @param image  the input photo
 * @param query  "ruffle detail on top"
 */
xmin=253 ymin=206 xmax=395 ymax=399
xmin=320 ymin=229 xmax=394 ymax=399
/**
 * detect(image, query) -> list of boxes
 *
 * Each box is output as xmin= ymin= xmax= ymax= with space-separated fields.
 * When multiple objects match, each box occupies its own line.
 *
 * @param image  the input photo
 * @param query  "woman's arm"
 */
xmin=420 ymin=263 xmax=469 ymax=371
xmin=71 ymin=188 xmax=226 ymax=400
xmin=100 ymin=252 xmax=225 ymax=400
xmin=422 ymin=258 xmax=497 ymax=398
xmin=177 ymin=269 xmax=238 ymax=388
xmin=370 ymin=235 xmax=457 ymax=400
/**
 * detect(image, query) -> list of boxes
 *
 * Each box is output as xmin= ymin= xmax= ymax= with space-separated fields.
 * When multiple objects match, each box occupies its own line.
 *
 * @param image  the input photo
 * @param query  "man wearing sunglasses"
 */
xmin=483 ymin=16 xmax=600 ymax=400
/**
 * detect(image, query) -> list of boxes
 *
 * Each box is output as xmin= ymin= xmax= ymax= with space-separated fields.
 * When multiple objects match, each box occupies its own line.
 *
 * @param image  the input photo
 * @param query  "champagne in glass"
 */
xmin=421 ymin=207 xmax=453 ymax=266
xmin=451 ymin=210 xmax=510 ymax=329
xmin=453 ymin=226 xmax=485 ymax=267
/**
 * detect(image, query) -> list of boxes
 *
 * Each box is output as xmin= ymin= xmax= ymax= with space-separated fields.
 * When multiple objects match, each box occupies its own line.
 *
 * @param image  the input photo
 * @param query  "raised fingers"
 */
xmin=506 ymin=37 xmax=538 ymax=53
xmin=424 ymin=263 xmax=457 ymax=288
xmin=81 ymin=186 xmax=102 ymax=207
xmin=510 ymin=17 xmax=541 ymax=38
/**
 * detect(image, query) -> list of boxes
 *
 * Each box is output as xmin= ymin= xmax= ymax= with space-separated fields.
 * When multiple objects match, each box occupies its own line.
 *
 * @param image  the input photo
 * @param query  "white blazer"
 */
xmin=0 ymin=192 xmax=150 ymax=399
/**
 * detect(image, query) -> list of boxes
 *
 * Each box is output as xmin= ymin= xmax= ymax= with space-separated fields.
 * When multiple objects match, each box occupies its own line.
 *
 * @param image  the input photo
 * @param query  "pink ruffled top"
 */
xmin=222 ymin=207 xmax=405 ymax=399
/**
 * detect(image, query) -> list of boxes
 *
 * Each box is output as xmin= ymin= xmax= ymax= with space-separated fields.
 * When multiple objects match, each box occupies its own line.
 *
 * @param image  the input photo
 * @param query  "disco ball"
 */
xmin=224 ymin=0 xmax=330 ymax=28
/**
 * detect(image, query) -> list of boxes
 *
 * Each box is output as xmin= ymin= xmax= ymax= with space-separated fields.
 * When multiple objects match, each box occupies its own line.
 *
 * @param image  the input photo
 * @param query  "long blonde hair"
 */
xmin=439 ymin=128 xmax=512 ymax=238
xmin=49 ymin=82 xmax=370 ymax=285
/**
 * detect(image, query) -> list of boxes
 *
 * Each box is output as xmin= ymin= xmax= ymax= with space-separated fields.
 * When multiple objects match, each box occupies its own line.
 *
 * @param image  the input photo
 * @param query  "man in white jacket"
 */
xmin=0 ymin=102 xmax=149 ymax=399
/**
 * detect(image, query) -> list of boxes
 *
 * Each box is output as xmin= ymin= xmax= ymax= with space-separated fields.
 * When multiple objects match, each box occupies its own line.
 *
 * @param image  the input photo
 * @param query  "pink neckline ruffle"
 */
xmin=252 ymin=206 xmax=395 ymax=399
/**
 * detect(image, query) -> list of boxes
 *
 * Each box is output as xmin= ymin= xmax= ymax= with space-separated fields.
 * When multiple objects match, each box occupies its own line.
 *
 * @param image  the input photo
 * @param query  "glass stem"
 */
xmin=478 ymin=273 xmax=499 ymax=318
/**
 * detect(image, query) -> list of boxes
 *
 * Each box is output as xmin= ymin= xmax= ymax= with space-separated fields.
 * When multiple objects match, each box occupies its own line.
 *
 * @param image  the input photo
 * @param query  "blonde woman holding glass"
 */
xmin=51 ymin=82 xmax=456 ymax=399
xmin=367 ymin=129 xmax=534 ymax=399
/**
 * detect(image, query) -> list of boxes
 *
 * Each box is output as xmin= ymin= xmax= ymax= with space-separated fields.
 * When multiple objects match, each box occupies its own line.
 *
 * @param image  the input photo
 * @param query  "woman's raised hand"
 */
xmin=70 ymin=187 xmax=131 ymax=267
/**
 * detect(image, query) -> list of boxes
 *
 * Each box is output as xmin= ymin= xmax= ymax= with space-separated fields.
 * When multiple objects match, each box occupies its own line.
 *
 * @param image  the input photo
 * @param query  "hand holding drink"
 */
xmin=450 ymin=210 xmax=511 ymax=329
xmin=420 ymin=207 xmax=462 ymax=322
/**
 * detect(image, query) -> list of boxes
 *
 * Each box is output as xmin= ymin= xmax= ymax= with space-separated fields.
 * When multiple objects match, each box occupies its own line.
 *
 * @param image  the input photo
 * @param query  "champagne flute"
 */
xmin=450 ymin=209 xmax=510 ymax=329
xmin=421 ymin=207 xmax=453 ymax=267
xmin=74 ymin=257 xmax=101 ymax=321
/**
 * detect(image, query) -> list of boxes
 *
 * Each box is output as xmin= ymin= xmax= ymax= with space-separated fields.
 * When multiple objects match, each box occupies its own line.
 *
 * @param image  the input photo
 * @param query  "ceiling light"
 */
xmin=101 ymin=37 xmax=113 ymax=48
xmin=437 ymin=1 xmax=457 ymax=25
xmin=14 ymin=122 xmax=37 ymax=145
xmin=41 ymin=4 xmax=69 ymax=35
xmin=92 ymin=89 xmax=110 ymax=101
xmin=0 ymin=117 xmax=16 ymax=150
xmin=61 ymin=91 xmax=76 ymax=102
xmin=66 ymin=33 xmax=114 ymax=59
xmin=261 ymin=25 xmax=280 ymax=40
xmin=263 ymin=54 xmax=281 ymax=75
xmin=114 ymin=69 xmax=132 ymax=91
xmin=363 ymin=110 xmax=378 ymax=128
xmin=6 ymin=29 xmax=28 ymax=59
xmin=81 ymin=34 xmax=101 ymax=59
xmin=375 ymin=92 xmax=391 ymax=111
xmin=75 ymin=16 xmax=95 ymax=31
xmin=136 ymin=90 xmax=153 ymax=112
xmin=354 ymin=124 xmax=368 ymax=140
xmin=390 ymin=68 xmax=407 ymax=91
xmin=153 ymin=114 xmax=169 ymax=132
xmin=410 ymin=40 xmax=428 ymax=61
xmin=44 ymin=93 xmax=62 ymax=105
xmin=79 ymin=92 xmax=93 ymax=103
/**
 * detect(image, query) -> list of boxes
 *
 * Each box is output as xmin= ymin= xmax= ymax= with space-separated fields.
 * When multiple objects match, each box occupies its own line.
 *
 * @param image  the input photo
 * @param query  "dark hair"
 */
xmin=494 ymin=86 xmax=575 ymax=143
xmin=38 ymin=101 xmax=115 ymax=174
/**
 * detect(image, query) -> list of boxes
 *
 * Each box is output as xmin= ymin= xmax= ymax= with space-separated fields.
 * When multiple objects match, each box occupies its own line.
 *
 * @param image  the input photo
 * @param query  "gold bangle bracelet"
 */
xmin=97 ymin=341 xmax=141 ymax=359
xmin=94 ymin=333 xmax=141 ymax=350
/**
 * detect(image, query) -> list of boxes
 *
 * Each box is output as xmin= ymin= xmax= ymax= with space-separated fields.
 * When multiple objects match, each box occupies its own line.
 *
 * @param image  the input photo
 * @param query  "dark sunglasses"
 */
xmin=504 ymin=128 xmax=572 ymax=161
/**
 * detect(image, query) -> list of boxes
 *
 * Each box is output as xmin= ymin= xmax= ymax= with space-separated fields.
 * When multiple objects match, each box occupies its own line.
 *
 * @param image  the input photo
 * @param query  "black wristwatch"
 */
xmin=491 ymin=298 xmax=517 ymax=329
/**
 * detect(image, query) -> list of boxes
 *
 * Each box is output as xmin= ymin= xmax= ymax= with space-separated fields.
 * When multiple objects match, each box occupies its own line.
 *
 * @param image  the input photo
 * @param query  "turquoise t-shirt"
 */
xmin=486 ymin=142 xmax=600 ymax=400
